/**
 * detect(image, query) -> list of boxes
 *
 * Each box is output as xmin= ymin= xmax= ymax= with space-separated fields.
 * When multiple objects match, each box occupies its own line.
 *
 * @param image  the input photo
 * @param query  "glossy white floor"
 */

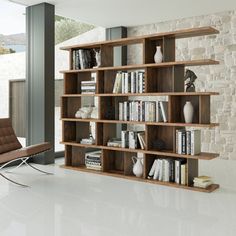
xmin=0 ymin=158 xmax=236 ymax=236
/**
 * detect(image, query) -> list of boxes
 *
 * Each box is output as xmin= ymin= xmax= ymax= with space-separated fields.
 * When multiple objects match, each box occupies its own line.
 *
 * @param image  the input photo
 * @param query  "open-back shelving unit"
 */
xmin=60 ymin=27 xmax=220 ymax=193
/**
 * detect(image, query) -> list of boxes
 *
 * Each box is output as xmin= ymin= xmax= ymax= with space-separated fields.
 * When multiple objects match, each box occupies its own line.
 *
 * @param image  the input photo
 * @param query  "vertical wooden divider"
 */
xmin=101 ymin=45 xmax=114 ymax=67
xmin=65 ymin=145 xmax=72 ymax=166
xmin=199 ymin=95 xmax=210 ymax=124
xmin=163 ymin=37 xmax=175 ymax=62
xmin=187 ymin=159 xmax=199 ymax=186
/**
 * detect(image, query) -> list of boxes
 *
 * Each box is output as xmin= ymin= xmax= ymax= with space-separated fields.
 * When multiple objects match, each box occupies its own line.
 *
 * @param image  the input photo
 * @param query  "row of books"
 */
xmin=176 ymin=129 xmax=201 ymax=155
xmin=118 ymin=101 xmax=168 ymax=122
xmin=72 ymin=49 xmax=96 ymax=70
xmin=85 ymin=150 xmax=102 ymax=170
xmin=81 ymin=80 xmax=96 ymax=94
xmin=121 ymin=131 xmax=146 ymax=149
xmin=148 ymin=158 xmax=188 ymax=185
xmin=113 ymin=71 xmax=145 ymax=94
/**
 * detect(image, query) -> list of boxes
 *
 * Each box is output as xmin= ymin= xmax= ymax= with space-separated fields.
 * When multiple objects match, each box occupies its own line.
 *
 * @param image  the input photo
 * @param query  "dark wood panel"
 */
xmin=199 ymin=95 xmax=210 ymax=124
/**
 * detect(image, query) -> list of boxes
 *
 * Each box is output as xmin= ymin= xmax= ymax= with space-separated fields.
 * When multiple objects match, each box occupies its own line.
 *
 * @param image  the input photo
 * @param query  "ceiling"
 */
xmin=10 ymin=0 xmax=236 ymax=27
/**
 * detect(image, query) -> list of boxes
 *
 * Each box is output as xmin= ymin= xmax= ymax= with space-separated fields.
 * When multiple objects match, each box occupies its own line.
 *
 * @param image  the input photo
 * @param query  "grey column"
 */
xmin=106 ymin=27 xmax=127 ymax=137
xmin=106 ymin=27 xmax=127 ymax=66
xmin=26 ymin=3 xmax=55 ymax=164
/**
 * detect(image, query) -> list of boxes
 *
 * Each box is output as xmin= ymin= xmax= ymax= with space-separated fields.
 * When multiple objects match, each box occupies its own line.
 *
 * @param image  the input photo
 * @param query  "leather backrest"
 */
xmin=0 ymin=118 xmax=22 ymax=154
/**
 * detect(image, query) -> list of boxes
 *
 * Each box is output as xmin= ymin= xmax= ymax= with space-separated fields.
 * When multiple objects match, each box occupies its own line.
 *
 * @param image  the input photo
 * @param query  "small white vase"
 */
xmin=95 ymin=50 xmax=101 ymax=67
xmin=132 ymin=156 xmax=143 ymax=177
xmin=154 ymin=46 xmax=163 ymax=63
xmin=183 ymin=101 xmax=194 ymax=123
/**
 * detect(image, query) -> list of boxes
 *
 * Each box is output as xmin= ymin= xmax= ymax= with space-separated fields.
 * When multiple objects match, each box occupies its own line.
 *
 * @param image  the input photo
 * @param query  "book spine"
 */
xmin=148 ymin=159 xmax=157 ymax=179
xmin=181 ymin=164 xmax=186 ymax=185
xmin=119 ymin=102 xmax=123 ymax=120
xmin=178 ymin=131 xmax=182 ymax=155
xmin=182 ymin=131 xmax=186 ymax=154
xmin=186 ymin=131 xmax=191 ymax=155
xmin=175 ymin=160 xmax=180 ymax=184
xmin=121 ymin=130 xmax=129 ymax=148
xmin=121 ymin=72 xmax=125 ymax=93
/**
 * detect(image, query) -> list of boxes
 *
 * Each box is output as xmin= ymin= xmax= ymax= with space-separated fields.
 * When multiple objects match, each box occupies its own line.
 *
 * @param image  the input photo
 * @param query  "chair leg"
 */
xmin=25 ymin=162 xmax=53 ymax=175
xmin=0 ymin=173 xmax=29 ymax=187
xmin=5 ymin=161 xmax=25 ymax=173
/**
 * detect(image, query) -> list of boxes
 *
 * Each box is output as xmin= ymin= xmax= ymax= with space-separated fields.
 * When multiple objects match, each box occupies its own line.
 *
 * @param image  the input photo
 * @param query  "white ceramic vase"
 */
xmin=154 ymin=46 xmax=163 ymax=63
xmin=132 ymin=156 xmax=143 ymax=177
xmin=183 ymin=101 xmax=194 ymax=123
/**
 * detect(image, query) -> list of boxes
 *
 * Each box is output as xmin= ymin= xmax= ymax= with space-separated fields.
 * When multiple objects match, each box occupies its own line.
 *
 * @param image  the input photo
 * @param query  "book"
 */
xmin=112 ymin=72 xmax=122 ymax=93
xmin=119 ymin=103 xmax=124 ymax=121
xmin=186 ymin=130 xmax=191 ymax=155
xmin=175 ymin=159 xmax=186 ymax=184
xmin=137 ymin=132 xmax=145 ymax=150
xmin=181 ymin=164 xmax=187 ymax=185
xmin=121 ymin=130 xmax=129 ymax=148
xmin=159 ymin=101 xmax=168 ymax=122
xmin=156 ymin=101 xmax=163 ymax=122
xmin=148 ymin=159 xmax=157 ymax=179
xmin=107 ymin=138 xmax=122 ymax=147
xmin=153 ymin=159 xmax=161 ymax=180
xmin=129 ymin=131 xmax=138 ymax=149
xmin=191 ymin=130 xmax=201 ymax=155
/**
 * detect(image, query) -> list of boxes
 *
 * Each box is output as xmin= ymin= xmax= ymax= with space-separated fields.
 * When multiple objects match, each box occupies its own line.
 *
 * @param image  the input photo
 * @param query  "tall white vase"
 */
xmin=132 ymin=156 xmax=143 ymax=177
xmin=154 ymin=46 xmax=163 ymax=63
xmin=183 ymin=101 xmax=194 ymax=123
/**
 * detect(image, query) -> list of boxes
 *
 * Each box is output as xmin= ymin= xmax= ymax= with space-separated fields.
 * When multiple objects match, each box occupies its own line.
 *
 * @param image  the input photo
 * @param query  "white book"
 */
xmin=158 ymin=159 xmax=164 ymax=181
xmin=124 ymin=72 xmax=128 ymax=93
xmin=123 ymin=101 xmax=128 ymax=121
xmin=148 ymin=159 xmax=157 ymax=179
xmin=135 ymin=71 xmax=139 ymax=93
xmin=177 ymin=130 xmax=184 ymax=155
xmin=119 ymin=102 xmax=123 ymax=120
xmin=121 ymin=72 xmax=125 ymax=93
xmin=191 ymin=130 xmax=201 ymax=155
xmin=165 ymin=159 xmax=171 ymax=182
xmin=153 ymin=160 xmax=161 ymax=180
xmin=159 ymin=101 xmax=168 ymax=122
xmin=130 ymin=72 xmax=135 ymax=93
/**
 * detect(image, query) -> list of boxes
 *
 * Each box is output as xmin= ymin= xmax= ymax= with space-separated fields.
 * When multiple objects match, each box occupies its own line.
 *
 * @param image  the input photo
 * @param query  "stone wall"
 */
xmin=127 ymin=10 xmax=236 ymax=160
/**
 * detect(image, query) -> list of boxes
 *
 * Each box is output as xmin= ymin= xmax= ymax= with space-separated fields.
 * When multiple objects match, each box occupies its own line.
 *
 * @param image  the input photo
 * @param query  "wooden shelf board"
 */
xmin=61 ymin=118 xmax=219 ymax=128
xmin=62 ymin=92 xmax=219 ymax=97
xmin=60 ymin=59 xmax=219 ymax=73
xmin=60 ymin=27 xmax=219 ymax=50
xmin=61 ymin=165 xmax=219 ymax=193
xmin=61 ymin=141 xmax=219 ymax=160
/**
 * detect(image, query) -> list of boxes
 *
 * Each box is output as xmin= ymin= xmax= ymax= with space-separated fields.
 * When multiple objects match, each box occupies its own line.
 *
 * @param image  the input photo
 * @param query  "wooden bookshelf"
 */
xmin=60 ymin=26 xmax=220 ymax=192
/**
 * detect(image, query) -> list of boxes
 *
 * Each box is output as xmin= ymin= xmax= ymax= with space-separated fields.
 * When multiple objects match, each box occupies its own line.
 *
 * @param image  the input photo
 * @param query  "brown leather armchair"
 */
xmin=0 ymin=118 xmax=53 ymax=187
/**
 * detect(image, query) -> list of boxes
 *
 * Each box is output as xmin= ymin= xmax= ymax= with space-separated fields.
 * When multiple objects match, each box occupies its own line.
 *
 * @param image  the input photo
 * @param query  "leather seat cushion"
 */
xmin=0 ymin=142 xmax=52 ymax=163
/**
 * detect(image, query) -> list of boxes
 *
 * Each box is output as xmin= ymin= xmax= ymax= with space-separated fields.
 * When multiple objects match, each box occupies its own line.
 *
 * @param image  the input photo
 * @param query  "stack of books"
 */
xmin=176 ymin=129 xmax=201 ymax=155
xmin=148 ymin=158 xmax=188 ymax=185
xmin=118 ymin=100 xmax=168 ymax=122
xmin=81 ymin=80 xmax=96 ymax=94
xmin=107 ymin=138 xmax=122 ymax=147
xmin=80 ymin=137 xmax=95 ymax=145
xmin=85 ymin=151 xmax=102 ymax=170
xmin=121 ymin=131 xmax=146 ymax=149
xmin=193 ymin=176 xmax=212 ymax=188
xmin=112 ymin=71 xmax=145 ymax=93
xmin=72 ymin=49 xmax=96 ymax=69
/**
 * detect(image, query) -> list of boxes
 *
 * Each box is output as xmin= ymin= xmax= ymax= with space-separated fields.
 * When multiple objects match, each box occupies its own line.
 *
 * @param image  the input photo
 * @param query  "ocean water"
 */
xmin=5 ymin=44 xmax=26 ymax=53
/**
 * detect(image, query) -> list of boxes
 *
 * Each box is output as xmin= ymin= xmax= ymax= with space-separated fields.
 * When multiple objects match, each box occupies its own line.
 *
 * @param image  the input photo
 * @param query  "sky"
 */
xmin=0 ymin=0 xmax=26 ymax=35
